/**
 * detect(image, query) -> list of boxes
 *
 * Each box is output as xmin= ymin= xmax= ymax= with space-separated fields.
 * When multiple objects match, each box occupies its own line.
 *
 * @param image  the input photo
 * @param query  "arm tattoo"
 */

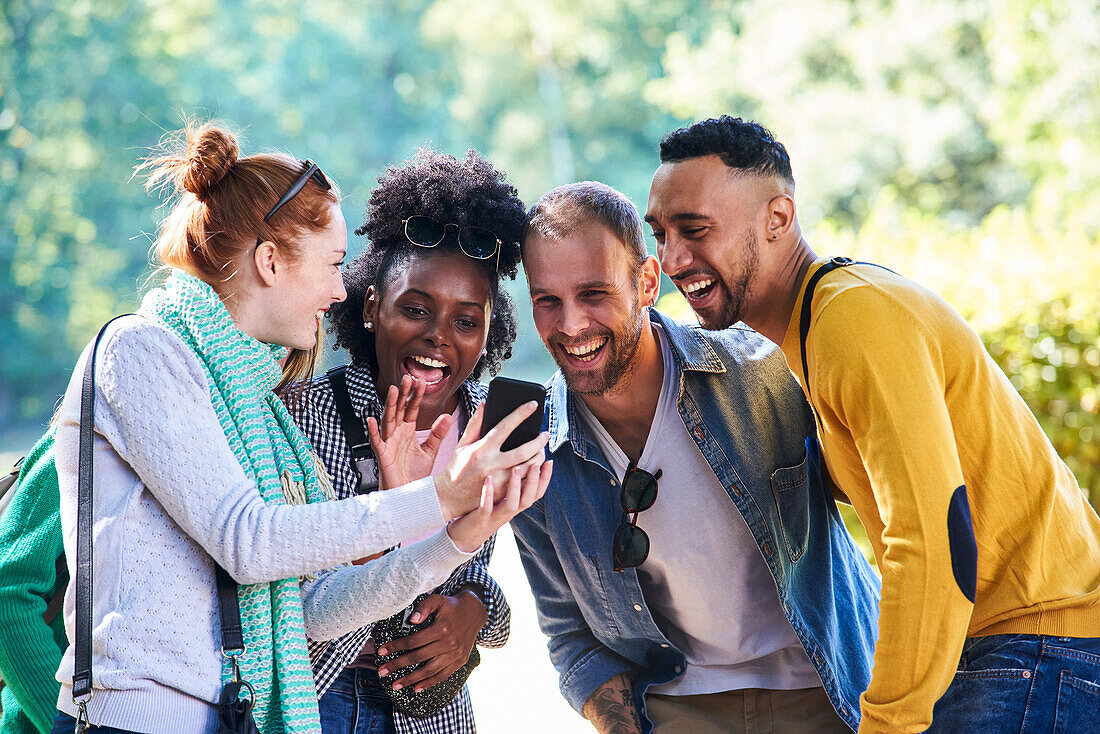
xmin=582 ymin=673 xmax=643 ymax=734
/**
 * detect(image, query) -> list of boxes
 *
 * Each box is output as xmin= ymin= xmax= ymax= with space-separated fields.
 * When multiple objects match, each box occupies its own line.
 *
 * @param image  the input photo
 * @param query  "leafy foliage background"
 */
xmin=2 ymin=0 xmax=1097 ymax=517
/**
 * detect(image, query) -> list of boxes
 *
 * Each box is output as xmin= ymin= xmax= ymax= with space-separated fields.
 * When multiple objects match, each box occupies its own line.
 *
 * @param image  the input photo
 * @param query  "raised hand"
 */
xmin=367 ymin=374 xmax=452 ymax=491
xmin=447 ymin=461 xmax=552 ymax=553
xmin=433 ymin=401 xmax=549 ymax=520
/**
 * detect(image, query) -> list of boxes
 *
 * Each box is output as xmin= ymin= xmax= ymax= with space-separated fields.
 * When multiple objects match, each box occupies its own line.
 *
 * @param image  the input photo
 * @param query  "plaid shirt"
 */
xmin=287 ymin=362 xmax=509 ymax=734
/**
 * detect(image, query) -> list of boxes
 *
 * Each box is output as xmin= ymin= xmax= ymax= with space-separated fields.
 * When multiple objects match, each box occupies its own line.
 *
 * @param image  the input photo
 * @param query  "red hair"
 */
xmin=138 ymin=121 xmax=340 ymax=286
xmin=137 ymin=121 xmax=341 ymax=388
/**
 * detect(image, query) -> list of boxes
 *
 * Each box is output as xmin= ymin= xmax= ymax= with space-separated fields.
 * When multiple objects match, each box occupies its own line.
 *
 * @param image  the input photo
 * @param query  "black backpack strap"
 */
xmin=73 ymin=315 xmax=130 ymax=719
xmin=799 ymin=257 xmax=898 ymax=421
xmin=43 ymin=555 xmax=68 ymax=626
xmin=72 ymin=315 xmax=248 ymax=729
xmin=216 ymin=565 xmax=244 ymax=652
xmin=0 ymin=455 xmax=24 ymax=498
xmin=799 ymin=256 xmax=855 ymax=413
xmin=326 ymin=366 xmax=378 ymax=493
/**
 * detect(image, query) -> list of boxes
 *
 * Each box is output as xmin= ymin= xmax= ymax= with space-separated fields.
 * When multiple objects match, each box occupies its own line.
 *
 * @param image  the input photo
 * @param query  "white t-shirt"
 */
xmin=575 ymin=324 xmax=821 ymax=695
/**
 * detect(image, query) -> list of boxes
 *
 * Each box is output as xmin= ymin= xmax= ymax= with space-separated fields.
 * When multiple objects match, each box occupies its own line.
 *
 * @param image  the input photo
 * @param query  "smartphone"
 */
xmin=482 ymin=376 xmax=546 ymax=452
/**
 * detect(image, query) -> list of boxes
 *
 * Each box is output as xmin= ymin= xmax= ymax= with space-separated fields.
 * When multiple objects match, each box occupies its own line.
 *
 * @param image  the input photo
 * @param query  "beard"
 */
xmin=552 ymin=297 xmax=646 ymax=397
xmin=696 ymin=227 xmax=759 ymax=330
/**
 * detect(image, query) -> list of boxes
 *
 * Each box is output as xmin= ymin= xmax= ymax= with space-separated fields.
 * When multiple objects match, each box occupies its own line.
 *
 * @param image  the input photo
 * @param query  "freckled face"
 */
xmin=267 ymin=203 xmax=348 ymax=349
xmin=368 ymin=249 xmax=491 ymax=425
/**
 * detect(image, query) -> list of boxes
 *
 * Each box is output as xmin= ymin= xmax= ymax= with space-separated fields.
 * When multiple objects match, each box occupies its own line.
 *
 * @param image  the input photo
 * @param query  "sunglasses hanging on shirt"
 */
xmin=612 ymin=462 xmax=662 ymax=572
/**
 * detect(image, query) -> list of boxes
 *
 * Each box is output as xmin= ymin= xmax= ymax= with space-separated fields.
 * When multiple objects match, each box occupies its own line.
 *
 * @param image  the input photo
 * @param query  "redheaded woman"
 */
xmin=47 ymin=124 xmax=547 ymax=734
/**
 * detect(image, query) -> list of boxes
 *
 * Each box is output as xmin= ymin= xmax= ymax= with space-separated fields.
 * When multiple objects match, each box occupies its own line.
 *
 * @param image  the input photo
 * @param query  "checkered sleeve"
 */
xmin=442 ymin=534 xmax=510 ymax=648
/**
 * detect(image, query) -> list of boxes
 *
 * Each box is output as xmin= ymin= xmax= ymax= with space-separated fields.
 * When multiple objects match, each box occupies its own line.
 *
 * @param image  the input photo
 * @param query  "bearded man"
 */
xmin=647 ymin=116 xmax=1100 ymax=733
xmin=511 ymin=181 xmax=880 ymax=734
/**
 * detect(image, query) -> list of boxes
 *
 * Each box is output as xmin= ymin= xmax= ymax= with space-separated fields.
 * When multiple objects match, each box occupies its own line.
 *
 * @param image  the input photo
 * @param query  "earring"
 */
xmin=364 ymin=321 xmax=373 ymax=330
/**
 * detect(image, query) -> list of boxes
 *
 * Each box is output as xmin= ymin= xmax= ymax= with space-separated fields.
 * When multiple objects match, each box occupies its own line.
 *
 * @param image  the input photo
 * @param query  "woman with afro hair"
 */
xmin=286 ymin=147 xmax=530 ymax=734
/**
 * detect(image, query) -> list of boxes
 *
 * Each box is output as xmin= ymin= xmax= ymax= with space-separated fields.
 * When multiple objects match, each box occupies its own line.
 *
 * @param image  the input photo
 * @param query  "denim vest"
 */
xmin=511 ymin=311 xmax=880 ymax=732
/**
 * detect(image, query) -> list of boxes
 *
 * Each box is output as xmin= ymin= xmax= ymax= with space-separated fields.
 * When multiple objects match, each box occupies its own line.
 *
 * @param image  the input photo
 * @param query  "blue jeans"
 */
xmin=318 ymin=668 xmax=398 ymax=734
xmin=50 ymin=712 xmax=139 ymax=734
xmin=928 ymin=634 xmax=1100 ymax=733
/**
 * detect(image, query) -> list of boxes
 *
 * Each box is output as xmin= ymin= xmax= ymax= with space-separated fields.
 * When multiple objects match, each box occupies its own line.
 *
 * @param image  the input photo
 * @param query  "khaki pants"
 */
xmin=646 ymin=686 xmax=851 ymax=734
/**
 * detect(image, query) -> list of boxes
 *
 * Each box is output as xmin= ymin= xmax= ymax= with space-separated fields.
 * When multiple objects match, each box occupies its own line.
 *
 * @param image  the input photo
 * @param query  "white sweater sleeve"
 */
xmin=299 ymin=528 xmax=476 ymax=640
xmin=94 ymin=320 xmax=446 ymax=584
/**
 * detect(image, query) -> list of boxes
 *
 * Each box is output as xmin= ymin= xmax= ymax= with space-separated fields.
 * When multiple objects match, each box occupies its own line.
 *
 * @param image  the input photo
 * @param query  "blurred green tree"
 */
xmin=1 ymin=0 xmax=1097 ymax=523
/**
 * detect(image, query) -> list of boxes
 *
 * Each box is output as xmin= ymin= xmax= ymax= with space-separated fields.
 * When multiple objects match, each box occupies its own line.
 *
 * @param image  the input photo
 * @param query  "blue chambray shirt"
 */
xmin=511 ymin=310 xmax=880 ymax=733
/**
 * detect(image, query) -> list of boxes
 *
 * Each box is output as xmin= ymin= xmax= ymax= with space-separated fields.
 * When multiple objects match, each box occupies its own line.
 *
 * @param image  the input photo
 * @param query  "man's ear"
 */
xmin=253 ymin=240 xmax=279 ymax=287
xmin=765 ymin=195 xmax=796 ymax=241
xmin=639 ymin=255 xmax=661 ymax=307
xmin=362 ymin=285 xmax=378 ymax=331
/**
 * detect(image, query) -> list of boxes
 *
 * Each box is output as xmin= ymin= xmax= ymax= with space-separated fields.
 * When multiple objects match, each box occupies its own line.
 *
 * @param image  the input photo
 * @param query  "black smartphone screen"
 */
xmin=482 ymin=376 xmax=546 ymax=452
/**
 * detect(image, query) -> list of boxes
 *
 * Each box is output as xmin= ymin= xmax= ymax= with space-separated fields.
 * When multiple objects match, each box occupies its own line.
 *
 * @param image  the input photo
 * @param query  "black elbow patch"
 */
xmin=947 ymin=485 xmax=978 ymax=603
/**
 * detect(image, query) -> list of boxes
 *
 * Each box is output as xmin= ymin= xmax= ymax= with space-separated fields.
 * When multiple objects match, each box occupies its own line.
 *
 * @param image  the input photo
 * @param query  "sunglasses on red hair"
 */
xmin=255 ymin=159 xmax=331 ymax=247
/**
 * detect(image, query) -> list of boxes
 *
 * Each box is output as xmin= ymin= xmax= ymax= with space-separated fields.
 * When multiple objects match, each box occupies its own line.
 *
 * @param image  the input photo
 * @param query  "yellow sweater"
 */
xmin=779 ymin=259 xmax=1100 ymax=734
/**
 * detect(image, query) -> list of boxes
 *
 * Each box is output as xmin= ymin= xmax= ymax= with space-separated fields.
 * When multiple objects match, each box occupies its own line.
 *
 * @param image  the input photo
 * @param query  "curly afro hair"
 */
xmin=330 ymin=147 xmax=525 ymax=381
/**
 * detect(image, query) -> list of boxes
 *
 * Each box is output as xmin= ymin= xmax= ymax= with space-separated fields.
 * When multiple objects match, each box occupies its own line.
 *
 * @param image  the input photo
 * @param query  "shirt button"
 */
xmin=633 ymin=604 xmax=643 ymax=612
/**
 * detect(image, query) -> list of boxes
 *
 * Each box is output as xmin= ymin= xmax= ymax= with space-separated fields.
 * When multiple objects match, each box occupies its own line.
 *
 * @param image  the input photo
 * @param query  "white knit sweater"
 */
xmin=52 ymin=317 xmax=472 ymax=733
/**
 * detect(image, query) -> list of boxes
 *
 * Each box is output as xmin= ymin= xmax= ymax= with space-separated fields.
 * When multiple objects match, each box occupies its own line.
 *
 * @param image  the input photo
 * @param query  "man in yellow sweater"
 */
xmin=645 ymin=115 xmax=1100 ymax=733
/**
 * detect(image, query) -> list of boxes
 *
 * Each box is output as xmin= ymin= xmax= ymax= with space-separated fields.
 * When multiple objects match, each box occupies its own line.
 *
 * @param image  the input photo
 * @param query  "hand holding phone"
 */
xmin=433 ymin=378 xmax=548 ymax=520
xmin=481 ymin=377 xmax=546 ymax=451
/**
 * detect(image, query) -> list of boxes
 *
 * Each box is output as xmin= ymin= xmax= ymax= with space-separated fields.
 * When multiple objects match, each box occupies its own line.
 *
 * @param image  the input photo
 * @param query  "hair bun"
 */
xmin=180 ymin=124 xmax=239 ymax=199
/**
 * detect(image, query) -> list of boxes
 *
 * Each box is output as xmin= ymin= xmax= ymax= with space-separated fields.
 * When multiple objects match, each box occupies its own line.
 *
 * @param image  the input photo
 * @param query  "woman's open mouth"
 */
xmin=402 ymin=354 xmax=452 ymax=389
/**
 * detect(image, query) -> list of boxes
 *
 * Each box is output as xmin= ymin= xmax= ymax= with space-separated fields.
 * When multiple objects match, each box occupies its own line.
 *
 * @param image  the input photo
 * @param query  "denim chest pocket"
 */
xmin=771 ymin=454 xmax=810 ymax=563
xmin=567 ymin=541 xmax=621 ymax=638
xmin=548 ymin=498 xmax=621 ymax=639
xmin=582 ymin=554 xmax=622 ymax=638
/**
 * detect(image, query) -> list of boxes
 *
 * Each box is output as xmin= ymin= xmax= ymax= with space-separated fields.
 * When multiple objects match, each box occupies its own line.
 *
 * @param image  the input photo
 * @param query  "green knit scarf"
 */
xmin=140 ymin=270 xmax=324 ymax=734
